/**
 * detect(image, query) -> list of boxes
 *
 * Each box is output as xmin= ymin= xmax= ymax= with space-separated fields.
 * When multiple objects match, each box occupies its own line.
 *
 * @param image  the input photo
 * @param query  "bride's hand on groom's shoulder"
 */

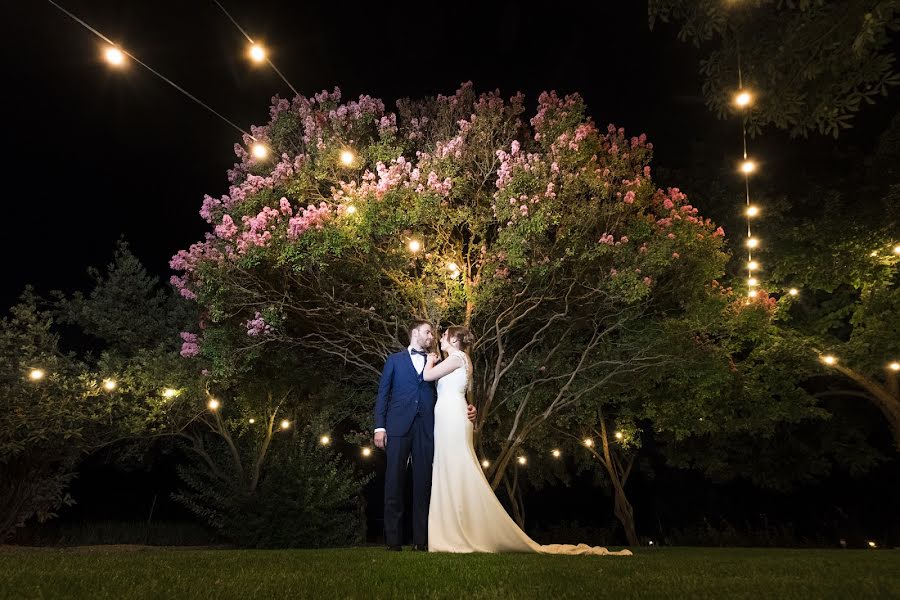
xmin=427 ymin=352 xmax=440 ymax=365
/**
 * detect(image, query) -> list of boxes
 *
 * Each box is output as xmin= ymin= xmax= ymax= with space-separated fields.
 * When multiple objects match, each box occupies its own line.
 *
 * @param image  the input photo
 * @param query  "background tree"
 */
xmin=649 ymin=0 xmax=900 ymax=138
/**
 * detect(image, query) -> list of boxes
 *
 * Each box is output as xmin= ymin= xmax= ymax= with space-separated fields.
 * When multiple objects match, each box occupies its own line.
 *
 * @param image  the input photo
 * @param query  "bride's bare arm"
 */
xmin=423 ymin=352 xmax=463 ymax=381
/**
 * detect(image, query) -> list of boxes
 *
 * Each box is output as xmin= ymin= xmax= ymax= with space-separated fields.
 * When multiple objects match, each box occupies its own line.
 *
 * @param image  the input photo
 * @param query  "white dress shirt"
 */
xmin=374 ymin=346 xmax=425 ymax=434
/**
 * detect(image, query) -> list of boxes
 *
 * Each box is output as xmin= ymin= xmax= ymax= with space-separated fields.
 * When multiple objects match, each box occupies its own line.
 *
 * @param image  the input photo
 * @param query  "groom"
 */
xmin=374 ymin=320 xmax=476 ymax=551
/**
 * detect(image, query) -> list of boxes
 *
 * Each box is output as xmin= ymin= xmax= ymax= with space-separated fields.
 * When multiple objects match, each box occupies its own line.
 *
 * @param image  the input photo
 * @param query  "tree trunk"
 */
xmin=833 ymin=364 xmax=900 ymax=452
xmin=612 ymin=481 xmax=639 ymax=547
xmin=598 ymin=415 xmax=640 ymax=546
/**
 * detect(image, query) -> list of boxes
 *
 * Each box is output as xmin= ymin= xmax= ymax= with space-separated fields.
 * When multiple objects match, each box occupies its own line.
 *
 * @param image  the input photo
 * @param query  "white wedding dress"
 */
xmin=428 ymin=351 xmax=632 ymax=556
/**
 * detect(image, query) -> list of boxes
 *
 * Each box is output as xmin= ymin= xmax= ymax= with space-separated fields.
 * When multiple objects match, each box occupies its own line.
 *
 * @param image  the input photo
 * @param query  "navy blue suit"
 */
xmin=374 ymin=349 xmax=436 ymax=547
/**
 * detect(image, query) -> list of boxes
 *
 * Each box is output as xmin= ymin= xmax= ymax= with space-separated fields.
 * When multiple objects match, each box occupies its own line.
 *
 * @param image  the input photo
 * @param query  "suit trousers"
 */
xmin=383 ymin=412 xmax=433 ymax=546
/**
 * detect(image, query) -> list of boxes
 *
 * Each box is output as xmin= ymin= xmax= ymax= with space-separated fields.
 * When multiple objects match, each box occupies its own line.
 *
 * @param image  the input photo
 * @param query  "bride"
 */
xmin=422 ymin=326 xmax=632 ymax=556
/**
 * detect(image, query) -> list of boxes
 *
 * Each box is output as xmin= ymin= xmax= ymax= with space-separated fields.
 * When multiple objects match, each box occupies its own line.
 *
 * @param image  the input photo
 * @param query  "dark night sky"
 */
xmin=1 ymin=1 xmax=714 ymax=308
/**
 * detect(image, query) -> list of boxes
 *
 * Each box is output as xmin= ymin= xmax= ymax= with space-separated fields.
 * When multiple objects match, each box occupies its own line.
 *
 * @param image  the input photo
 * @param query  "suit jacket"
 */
xmin=374 ymin=350 xmax=437 ymax=437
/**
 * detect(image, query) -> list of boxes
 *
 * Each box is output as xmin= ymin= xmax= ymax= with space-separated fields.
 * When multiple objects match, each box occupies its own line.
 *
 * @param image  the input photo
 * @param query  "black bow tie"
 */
xmin=410 ymin=349 xmax=428 ymax=357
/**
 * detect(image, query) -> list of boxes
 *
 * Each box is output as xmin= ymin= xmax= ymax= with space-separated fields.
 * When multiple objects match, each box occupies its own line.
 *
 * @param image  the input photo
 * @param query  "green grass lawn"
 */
xmin=1 ymin=545 xmax=898 ymax=599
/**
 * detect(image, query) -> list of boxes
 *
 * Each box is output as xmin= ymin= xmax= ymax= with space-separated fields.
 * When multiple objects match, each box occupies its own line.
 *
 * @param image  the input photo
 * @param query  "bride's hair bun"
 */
xmin=446 ymin=326 xmax=474 ymax=351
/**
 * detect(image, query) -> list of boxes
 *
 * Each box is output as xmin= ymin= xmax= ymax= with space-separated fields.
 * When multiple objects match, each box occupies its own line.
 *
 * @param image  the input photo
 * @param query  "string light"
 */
xmin=870 ymin=251 xmax=878 ymax=257
xmin=207 ymin=398 xmax=221 ymax=411
xmin=345 ymin=205 xmax=357 ymax=215
xmin=340 ymin=149 xmax=356 ymax=166
xmin=551 ymin=449 xmax=561 ymax=458
xmin=894 ymin=245 xmax=900 ymax=254
xmin=447 ymin=262 xmax=461 ymax=279
xmin=868 ymin=540 xmax=877 ymax=548
xmin=320 ymin=435 xmax=330 ymax=445
xmin=248 ymin=44 xmax=266 ymax=63
xmin=104 ymin=46 xmax=125 ymax=66
xmin=788 ymin=288 xmax=799 ymax=296
xmin=29 ymin=369 xmax=45 ymax=381
xmin=821 ymin=355 xmax=837 ymax=366
xmin=251 ymin=143 xmax=268 ymax=159
xmin=733 ymin=90 xmax=752 ymax=108
xmin=748 ymin=290 xmax=757 ymax=298
xmin=888 ymin=362 xmax=900 ymax=372
xmin=103 ymin=379 xmax=117 ymax=391
xmin=248 ymin=418 xmax=256 ymax=424
xmin=211 ymin=0 xmax=299 ymax=96
xmin=614 ymin=431 xmax=624 ymax=440
xmin=163 ymin=388 xmax=178 ymax=398
xmin=583 ymin=438 xmax=594 ymax=447
xmin=735 ymin=55 xmax=763 ymax=298
xmin=481 ymin=459 xmax=490 ymax=468
xmin=748 ymin=261 xmax=759 ymax=270
xmin=408 ymin=239 xmax=422 ymax=253
xmin=48 ymin=1 xmax=254 ymax=140
xmin=362 ymin=447 xmax=372 ymax=457
xmin=280 ymin=419 xmax=291 ymax=430
xmin=748 ymin=277 xmax=758 ymax=286
xmin=517 ymin=456 xmax=527 ymax=465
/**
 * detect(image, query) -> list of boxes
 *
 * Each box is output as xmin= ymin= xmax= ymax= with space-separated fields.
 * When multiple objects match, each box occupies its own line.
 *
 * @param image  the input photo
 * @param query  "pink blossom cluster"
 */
xmin=235 ymin=206 xmax=281 ymax=253
xmin=245 ymin=312 xmax=275 ymax=337
xmin=495 ymin=142 xmax=543 ymax=191
xmin=180 ymin=332 xmax=200 ymax=357
xmin=530 ymin=90 xmax=582 ymax=140
xmin=288 ymin=203 xmax=333 ymax=238
xmin=203 ymin=153 xmax=306 ymax=223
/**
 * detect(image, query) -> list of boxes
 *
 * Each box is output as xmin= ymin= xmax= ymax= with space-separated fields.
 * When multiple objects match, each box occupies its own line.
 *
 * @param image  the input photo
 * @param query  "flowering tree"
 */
xmin=172 ymin=84 xmax=733 ymax=539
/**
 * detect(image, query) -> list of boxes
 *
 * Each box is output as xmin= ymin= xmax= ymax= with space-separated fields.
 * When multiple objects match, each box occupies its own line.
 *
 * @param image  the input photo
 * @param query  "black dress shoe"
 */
xmin=387 ymin=545 xmax=402 ymax=551
xmin=411 ymin=544 xmax=428 ymax=552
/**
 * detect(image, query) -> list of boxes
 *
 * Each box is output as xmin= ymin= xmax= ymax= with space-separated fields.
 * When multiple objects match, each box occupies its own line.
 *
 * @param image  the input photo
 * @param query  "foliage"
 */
xmin=173 ymin=430 xmax=371 ymax=548
xmin=649 ymin=0 xmax=900 ymax=137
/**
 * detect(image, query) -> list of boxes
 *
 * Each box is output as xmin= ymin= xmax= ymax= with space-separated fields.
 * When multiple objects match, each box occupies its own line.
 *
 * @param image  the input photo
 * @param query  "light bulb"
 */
xmin=748 ymin=290 xmax=757 ymax=298
xmin=734 ymin=91 xmax=752 ymax=107
xmin=29 ymin=369 xmax=45 ymax=381
xmin=893 ymin=245 xmax=900 ymax=255
xmin=740 ymin=160 xmax=756 ymax=174
xmin=748 ymin=261 xmax=759 ymax=271
xmin=408 ymin=240 xmax=422 ymax=253
xmin=339 ymin=150 xmax=355 ymax=166
xmin=583 ymin=438 xmax=594 ymax=447
xmin=888 ymin=362 xmax=900 ymax=371
xmin=746 ymin=237 xmax=759 ymax=249
xmin=345 ymin=205 xmax=357 ymax=215
xmin=280 ymin=419 xmax=290 ymax=430
xmin=746 ymin=206 xmax=759 ymax=217
xmin=748 ymin=277 xmax=758 ymax=286
xmin=481 ymin=459 xmax=490 ymax=468
xmin=103 ymin=379 xmax=117 ymax=391
xmin=248 ymin=44 xmax=266 ymax=63
xmin=320 ymin=435 xmax=330 ymax=445
xmin=248 ymin=418 xmax=256 ymax=424
xmin=163 ymin=388 xmax=177 ymax=398
xmin=208 ymin=398 xmax=220 ymax=410
xmin=104 ymin=47 xmax=125 ymax=66
xmin=788 ymin=288 xmax=799 ymax=296
xmin=517 ymin=456 xmax=527 ymax=465
xmin=821 ymin=355 xmax=837 ymax=366
xmin=614 ymin=431 xmax=624 ymax=440
xmin=362 ymin=447 xmax=372 ymax=457
xmin=551 ymin=449 xmax=561 ymax=458
xmin=251 ymin=144 xmax=268 ymax=159
xmin=868 ymin=540 xmax=877 ymax=548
